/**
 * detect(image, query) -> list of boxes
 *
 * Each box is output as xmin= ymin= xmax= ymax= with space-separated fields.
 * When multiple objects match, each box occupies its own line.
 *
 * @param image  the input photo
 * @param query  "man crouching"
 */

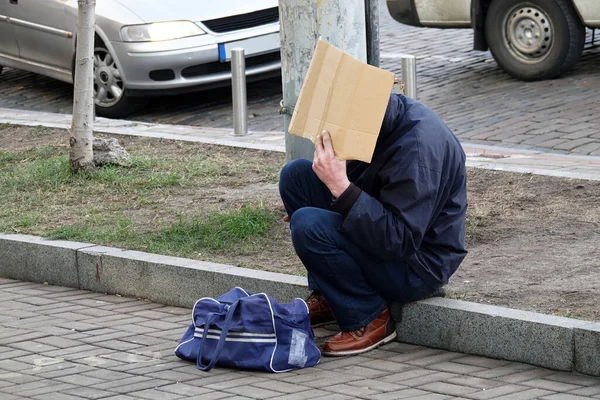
xmin=279 ymin=93 xmax=468 ymax=356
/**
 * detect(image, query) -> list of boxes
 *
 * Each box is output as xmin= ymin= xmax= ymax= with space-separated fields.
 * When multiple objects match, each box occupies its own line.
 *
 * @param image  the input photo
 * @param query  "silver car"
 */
xmin=0 ymin=0 xmax=281 ymax=117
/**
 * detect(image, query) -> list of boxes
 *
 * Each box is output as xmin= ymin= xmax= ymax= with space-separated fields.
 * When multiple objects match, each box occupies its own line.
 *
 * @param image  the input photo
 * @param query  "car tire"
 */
xmin=0 ymin=66 xmax=3 ymax=76
xmin=485 ymin=0 xmax=585 ymax=81
xmin=93 ymin=44 xmax=147 ymax=118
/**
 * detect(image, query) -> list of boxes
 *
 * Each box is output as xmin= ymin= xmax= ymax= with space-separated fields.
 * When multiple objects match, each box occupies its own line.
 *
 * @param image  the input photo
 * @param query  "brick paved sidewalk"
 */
xmin=1 ymin=279 xmax=599 ymax=400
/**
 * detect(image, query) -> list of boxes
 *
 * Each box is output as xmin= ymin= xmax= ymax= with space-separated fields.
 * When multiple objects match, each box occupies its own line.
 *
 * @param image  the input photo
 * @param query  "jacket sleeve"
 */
xmin=338 ymin=155 xmax=442 ymax=261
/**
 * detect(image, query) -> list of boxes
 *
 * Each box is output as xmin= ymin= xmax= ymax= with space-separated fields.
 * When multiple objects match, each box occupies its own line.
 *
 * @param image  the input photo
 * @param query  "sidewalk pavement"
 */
xmin=1 ymin=108 xmax=600 ymax=182
xmin=1 ymin=278 xmax=600 ymax=400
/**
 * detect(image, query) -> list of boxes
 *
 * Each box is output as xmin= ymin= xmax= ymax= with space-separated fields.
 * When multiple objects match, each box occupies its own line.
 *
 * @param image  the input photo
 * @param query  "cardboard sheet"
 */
xmin=288 ymin=40 xmax=395 ymax=163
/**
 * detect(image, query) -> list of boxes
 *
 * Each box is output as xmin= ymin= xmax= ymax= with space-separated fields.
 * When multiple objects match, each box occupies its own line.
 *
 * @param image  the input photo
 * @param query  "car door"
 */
xmin=0 ymin=0 xmax=20 ymax=58
xmin=9 ymin=0 xmax=77 ymax=71
xmin=414 ymin=0 xmax=471 ymax=27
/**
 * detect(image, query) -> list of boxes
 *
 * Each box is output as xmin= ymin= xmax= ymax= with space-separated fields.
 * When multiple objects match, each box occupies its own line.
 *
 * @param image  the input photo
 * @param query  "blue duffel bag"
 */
xmin=174 ymin=287 xmax=321 ymax=372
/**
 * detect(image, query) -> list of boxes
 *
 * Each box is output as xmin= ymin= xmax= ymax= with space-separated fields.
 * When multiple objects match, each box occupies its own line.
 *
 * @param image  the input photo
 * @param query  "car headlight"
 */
xmin=120 ymin=21 xmax=205 ymax=42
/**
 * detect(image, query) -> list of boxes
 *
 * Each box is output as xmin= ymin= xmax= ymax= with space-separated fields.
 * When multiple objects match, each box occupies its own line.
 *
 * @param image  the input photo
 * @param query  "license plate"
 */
xmin=218 ymin=32 xmax=280 ymax=62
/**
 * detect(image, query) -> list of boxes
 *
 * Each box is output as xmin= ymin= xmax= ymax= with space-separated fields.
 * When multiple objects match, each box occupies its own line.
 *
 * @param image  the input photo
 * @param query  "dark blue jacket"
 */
xmin=333 ymin=94 xmax=467 ymax=288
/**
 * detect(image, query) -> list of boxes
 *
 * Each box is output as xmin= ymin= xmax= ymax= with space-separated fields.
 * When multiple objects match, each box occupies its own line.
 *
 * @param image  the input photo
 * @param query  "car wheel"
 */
xmin=93 ymin=45 xmax=147 ymax=118
xmin=0 ymin=66 xmax=3 ymax=76
xmin=485 ymin=0 xmax=585 ymax=81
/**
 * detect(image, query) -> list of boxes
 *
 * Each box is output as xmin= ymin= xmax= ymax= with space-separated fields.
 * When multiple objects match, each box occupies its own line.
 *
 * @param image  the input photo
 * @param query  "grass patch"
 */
xmin=0 ymin=130 xmax=284 ymax=266
xmin=48 ymin=205 xmax=274 ymax=256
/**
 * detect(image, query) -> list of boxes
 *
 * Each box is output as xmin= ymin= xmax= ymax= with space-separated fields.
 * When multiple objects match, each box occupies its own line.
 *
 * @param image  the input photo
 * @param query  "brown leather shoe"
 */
xmin=322 ymin=308 xmax=396 ymax=356
xmin=306 ymin=291 xmax=336 ymax=327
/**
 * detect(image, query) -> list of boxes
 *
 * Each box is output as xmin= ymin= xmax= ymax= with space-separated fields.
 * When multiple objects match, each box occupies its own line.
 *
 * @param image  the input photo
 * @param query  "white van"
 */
xmin=386 ymin=0 xmax=600 ymax=80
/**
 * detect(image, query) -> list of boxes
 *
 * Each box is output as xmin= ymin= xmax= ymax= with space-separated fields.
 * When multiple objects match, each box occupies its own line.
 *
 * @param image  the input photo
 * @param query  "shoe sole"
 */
xmin=321 ymin=331 xmax=398 ymax=357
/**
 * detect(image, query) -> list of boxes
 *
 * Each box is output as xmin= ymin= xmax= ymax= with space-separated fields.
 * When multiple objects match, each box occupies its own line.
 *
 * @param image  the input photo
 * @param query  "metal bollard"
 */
xmin=401 ymin=55 xmax=417 ymax=99
xmin=231 ymin=48 xmax=248 ymax=136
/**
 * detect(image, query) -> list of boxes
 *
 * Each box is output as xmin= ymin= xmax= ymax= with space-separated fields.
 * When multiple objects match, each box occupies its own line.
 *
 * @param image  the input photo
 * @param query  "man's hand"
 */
xmin=313 ymin=131 xmax=350 ymax=198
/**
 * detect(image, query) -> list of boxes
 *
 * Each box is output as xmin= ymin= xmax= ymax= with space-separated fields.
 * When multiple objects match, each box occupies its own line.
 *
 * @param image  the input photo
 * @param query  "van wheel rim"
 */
xmin=505 ymin=5 xmax=553 ymax=63
xmin=94 ymin=48 xmax=124 ymax=107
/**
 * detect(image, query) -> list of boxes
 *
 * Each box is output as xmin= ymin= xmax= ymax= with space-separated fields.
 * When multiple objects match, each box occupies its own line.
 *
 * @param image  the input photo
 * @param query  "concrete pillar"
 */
xmin=279 ymin=0 xmax=367 ymax=161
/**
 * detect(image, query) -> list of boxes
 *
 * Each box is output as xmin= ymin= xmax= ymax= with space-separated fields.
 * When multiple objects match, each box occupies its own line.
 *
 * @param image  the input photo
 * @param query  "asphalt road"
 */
xmin=0 ymin=4 xmax=599 ymax=155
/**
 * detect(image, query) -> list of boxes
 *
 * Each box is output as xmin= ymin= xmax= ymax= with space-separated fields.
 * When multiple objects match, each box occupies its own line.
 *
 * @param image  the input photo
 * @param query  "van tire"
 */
xmin=485 ymin=0 xmax=585 ymax=81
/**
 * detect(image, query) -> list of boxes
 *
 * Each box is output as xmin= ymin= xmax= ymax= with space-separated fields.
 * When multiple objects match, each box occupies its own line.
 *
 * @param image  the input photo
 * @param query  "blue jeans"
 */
xmin=279 ymin=159 xmax=435 ymax=331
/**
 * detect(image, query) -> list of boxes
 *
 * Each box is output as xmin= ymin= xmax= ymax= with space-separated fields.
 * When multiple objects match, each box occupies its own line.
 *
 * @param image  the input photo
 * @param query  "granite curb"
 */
xmin=1 ymin=233 xmax=598 ymax=377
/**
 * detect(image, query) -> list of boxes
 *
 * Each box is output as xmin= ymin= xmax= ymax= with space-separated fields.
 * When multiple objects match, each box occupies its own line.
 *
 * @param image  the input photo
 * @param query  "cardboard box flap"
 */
xmin=288 ymin=40 xmax=395 ymax=163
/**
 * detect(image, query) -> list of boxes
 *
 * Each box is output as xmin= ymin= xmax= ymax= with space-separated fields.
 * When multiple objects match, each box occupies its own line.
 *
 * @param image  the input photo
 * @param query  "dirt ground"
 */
xmin=1 ymin=125 xmax=599 ymax=322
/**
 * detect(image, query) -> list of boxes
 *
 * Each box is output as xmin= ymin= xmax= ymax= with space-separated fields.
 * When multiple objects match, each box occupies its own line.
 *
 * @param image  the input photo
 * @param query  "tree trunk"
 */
xmin=70 ymin=0 xmax=96 ymax=172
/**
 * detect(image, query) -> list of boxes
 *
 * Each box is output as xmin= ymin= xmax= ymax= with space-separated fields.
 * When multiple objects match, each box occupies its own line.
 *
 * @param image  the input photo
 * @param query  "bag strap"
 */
xmin=196 ymin=300 xmax=239 ymax=372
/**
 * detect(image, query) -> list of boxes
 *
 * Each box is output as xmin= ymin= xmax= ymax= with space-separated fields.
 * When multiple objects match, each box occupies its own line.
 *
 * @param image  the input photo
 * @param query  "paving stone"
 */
xmin=253 ymin=381 xmax=313 ymax=394
xmin=490 ymin=388 xmax=556 ymax=400
xmin=400 ymin=372 xmax=459 ymax=387
xmin=498 ymin=368 xmax=555 ymax=383
xmin=176 ymin=393 xmax=230 ymax=400
xmin=418 ymin=382 xmax=479 ymax=396
xmin=157 ymin=383 xmax=213 ymax=396
xmin=521 ymin=378 xmax=583 ymax=392
xmin=9 ymin=341 xmax=59 ymax=353
xmin=0 ymin=371 xmax=39 ymax=383
xmin=1 ymin=332 xmax=50 ymax=344
xmin=404 ymin=393 xmax=451 ymax=400
xmin=361 ymin=359 xmax=413 ymax=372
xmin=0 ymin=350 xmax=31 ymax=361
xmin=368 ymin=389 xmax=435 ymax=400
xmin=82 ymin=369 xmax=134 ymax=381
xmin=92 ymin=339 xmax=143 ymax=351
xmin=473 ymin=363 xmax=536 ymax=379
xmin=407 ymin=352 xmax=465 ymax=366
xmin=32 ymin=393 xmax=82 ymax=400
xmin=267 ymin=389 xmax=332 ymax=400
xmin=568 ymin=385 xmax=600 ymax=396
xmin=445 ymin=376 xmax=505 ymax=390
xmin=35 ymin=336 xmax=84 ymax=349
xmin=2 ymin=379 xmax=55 ymax=394
xmin=111 ymin=378 xmax=172 ymax=394
xmin=554 ymin=138 xmax=597 ymax=151
xmin=14 ymin=382 xmax=76 ymax=397
xmin=128 ymin=388 xmax=183 ymax=400
xmin=122 ymin=361 xmax=187 ymax=375
xmin=540 ymin=394 xmax=596 ymax=400
xmin=94 ymin=396 xmax=139 ymax=400
xmin=61 ymin=386 xmax=121 ymax=399
xmin=90 ymin=375 xmax=154 ymax=391
xmin=428 ymin=361 xmax=487 ymax=374
xmin=223 ymin=385 xmax=283 ymax=398
xmin=465 ymin=384 xmax=530 ymax=399
xmin=0 ymin=393 xmax=32 ymax=400
xmin=336 ymin=365 xmax=389 ymax=378
xmin=348 ymin=379 xmax=407 ymax=392
xmin=544 ymin=372 xmax=600 ymax=386
xmin=314 ymin=355 xmax=371 ymax=369
xmin=453 ymin=356 xmax=512 ymax=369
xmin=325 ymin=383 xmax=381 ymax=397
xmin=0 ymin=360 xmax=33 ymax=372
xmin=145 ymin=369 xmax=204 ymax=382
xmin=388 ymin=349 xmax=446 ymax=363
xmin=222 ymin=397 xmax=253 ymax=400
xmin=205 ymin=377 xmax=270 ymax=391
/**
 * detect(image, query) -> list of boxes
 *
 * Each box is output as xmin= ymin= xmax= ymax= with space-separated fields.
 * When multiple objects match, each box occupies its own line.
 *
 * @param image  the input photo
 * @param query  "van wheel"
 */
xmin=93 ymin=45 xmax=147 ymax=118
xmin=485 ymin=0 xmax=585 ymax=81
